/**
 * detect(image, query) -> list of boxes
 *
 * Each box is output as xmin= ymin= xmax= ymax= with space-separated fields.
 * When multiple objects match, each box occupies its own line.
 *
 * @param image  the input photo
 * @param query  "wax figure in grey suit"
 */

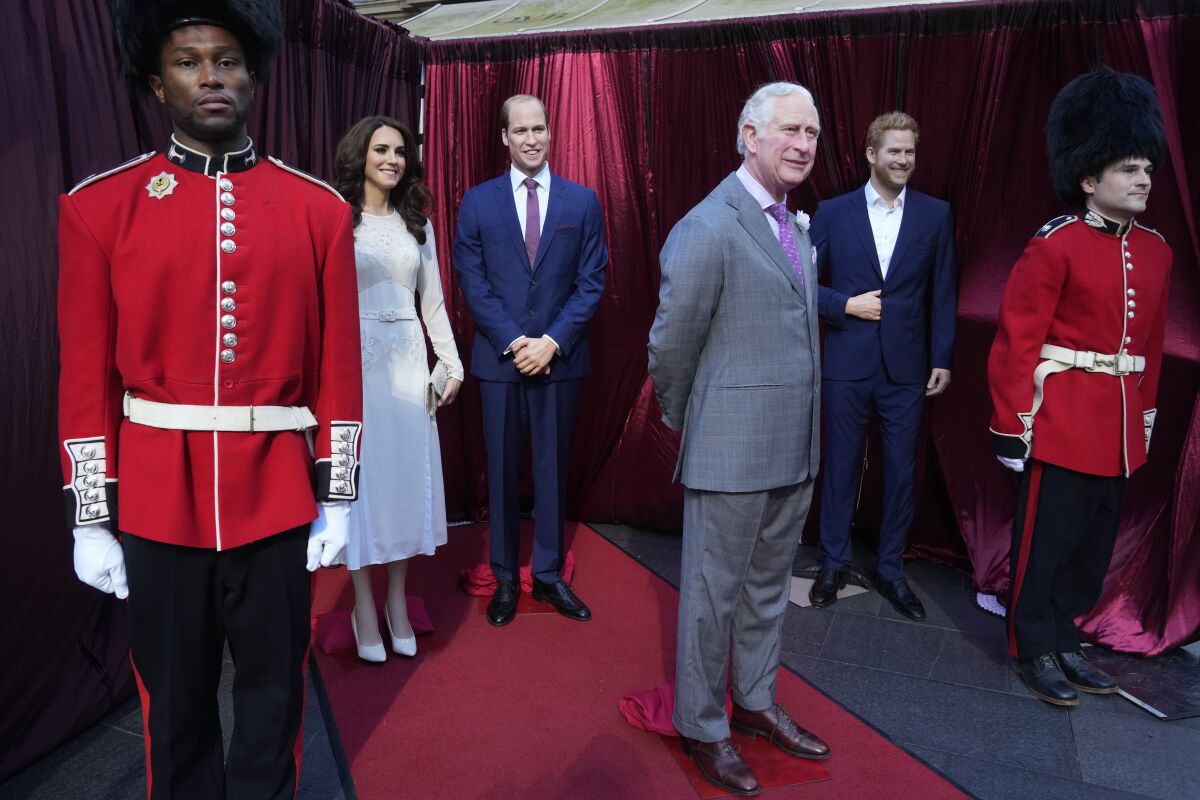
xmin=648 ymin=82 xmax=831 ymax=797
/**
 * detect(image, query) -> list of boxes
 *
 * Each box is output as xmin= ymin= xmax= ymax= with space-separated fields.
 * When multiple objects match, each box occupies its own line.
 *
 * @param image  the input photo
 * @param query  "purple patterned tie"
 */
xmin=523 ymin=177 xmax=540 ymax=267
xmin=768 ymin=202 xmax=804 ymax=282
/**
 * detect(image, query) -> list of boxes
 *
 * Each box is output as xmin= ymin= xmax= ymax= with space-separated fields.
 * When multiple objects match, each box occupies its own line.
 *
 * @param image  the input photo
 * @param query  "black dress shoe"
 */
xmin=1014 ymin=653 xmax=1080 ymax=706
xmin=809 ymin=568 xmax=845 ymax=608
xmin=875 ymin=577 xmax=926 ymax=621
xmin=531 ymin=579 xmax=592 ymax=621
xmin=680 ymin=736 xmax=761 ymax=796
xmin=1057 ymin=651 xmax=1119 ymax=694
xmin=486 ymin=580 xmax=518 ymax=627
xmin=731 ymin=703 xmax=830 ymax=760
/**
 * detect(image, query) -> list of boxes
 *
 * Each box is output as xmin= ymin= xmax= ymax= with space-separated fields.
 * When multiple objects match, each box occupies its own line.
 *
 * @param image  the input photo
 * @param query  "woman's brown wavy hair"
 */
xmin=334 ymin=115 xmax=431 ymax=244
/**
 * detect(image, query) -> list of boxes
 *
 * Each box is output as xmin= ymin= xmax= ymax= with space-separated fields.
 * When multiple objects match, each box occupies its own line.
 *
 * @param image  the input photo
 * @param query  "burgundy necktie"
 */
xmin=523 ymin=177 xmax=540 ymax=267
xmin=767 ymin=202 xmax=804 ymax=282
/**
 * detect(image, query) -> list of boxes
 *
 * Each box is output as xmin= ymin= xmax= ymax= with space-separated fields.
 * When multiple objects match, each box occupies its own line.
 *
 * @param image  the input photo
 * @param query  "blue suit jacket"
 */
xmin=452 ymin=172 xmax=608 ymax=382
xmin=813 ymin=186 xmax=957 ymax=383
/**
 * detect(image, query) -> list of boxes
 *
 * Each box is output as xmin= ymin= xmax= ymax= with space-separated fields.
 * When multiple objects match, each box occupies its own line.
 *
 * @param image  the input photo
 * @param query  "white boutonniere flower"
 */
xmin=795 ymin=210 xmax=811 ymax=232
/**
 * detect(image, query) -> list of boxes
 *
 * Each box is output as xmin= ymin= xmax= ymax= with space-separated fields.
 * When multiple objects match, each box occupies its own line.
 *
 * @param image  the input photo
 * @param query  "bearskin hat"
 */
xmin=109 ymin=0 xmax=284 ymax=91
xmin=1045 ymin=67 xmax=1166 ymax=207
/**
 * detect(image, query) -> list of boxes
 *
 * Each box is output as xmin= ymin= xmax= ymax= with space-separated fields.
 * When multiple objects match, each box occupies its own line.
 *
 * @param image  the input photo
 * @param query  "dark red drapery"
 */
xmin=420 ymin=0 xmax=1200 ymax=662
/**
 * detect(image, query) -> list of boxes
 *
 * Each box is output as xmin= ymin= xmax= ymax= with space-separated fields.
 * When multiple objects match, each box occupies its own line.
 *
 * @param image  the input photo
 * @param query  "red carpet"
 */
xmin=310 ymin=523 xmax=968 ymax=799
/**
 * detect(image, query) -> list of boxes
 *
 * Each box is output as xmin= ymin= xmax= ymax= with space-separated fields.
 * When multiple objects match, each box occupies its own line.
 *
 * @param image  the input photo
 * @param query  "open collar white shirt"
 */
xmin=511 ymin=162 xmax=550 ymax=236
xmin=865 ymin=181 xmax=905 ymax=278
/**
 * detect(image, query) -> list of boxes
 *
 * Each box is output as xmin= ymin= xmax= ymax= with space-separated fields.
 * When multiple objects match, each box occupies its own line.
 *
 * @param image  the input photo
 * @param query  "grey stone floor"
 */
xmin=589 ymin=522 xmax=1200 ymax=800
xmin=5 ymin=523 xmax=1196 ymax=800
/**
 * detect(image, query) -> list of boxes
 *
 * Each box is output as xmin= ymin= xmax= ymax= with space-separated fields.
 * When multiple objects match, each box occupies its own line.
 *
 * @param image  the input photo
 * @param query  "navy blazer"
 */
xmin=452 ymin=172 xmax=608 ymax=382
xmin=813 ymin=186 xmax=957 ymax=383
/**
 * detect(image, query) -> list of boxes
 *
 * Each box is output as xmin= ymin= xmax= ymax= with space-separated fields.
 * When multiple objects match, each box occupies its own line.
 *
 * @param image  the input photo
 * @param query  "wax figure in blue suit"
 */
xmin=453 ymin=94 xmax=608 ymax=627
xmin=809 ymin=112 xmax=957 ymax=620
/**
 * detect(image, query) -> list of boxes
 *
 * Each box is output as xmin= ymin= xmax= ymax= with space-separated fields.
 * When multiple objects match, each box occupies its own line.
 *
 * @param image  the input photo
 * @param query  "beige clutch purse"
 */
xmin=426 ymin=361 xmax=449 ymax=415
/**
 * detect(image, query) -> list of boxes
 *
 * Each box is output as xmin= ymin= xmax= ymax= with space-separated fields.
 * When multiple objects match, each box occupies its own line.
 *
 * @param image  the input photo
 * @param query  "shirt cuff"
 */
xmin=503 ymin=336 xmax=527 ymax=355
xmin=543 ymin=334 xmax=560 ymax=354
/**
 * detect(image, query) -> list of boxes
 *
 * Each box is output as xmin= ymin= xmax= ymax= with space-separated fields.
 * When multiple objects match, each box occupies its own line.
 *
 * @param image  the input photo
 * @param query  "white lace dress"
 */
xmin=345 ymin=212 xmax=463 ymax=569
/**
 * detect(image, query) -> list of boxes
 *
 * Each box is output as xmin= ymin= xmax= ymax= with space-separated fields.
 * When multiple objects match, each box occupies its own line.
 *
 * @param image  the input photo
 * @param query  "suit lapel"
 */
xmin=532 ymin=176 xmax=566 ymax=272
xmin=495 ymin=177 xmax=530 ymax=267
xmin=887 ymin=190 xmax=920 ymax=283
xmin=850 ymin=188 xmax=884 ymax=282
xmin=725 ymin=175 xmax=805 ymax=300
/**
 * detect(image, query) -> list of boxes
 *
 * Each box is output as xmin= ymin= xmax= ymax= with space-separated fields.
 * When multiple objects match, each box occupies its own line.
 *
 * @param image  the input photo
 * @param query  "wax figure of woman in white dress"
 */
xmin=334 ymin=116 xmax=463 ymax=661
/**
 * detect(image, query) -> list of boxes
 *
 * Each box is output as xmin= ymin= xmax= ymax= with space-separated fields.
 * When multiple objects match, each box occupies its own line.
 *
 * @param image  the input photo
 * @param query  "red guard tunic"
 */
xmin=988 ymin=211 xmax=1171 ymax=477
xmin=58 ymin=139 xmax=363 ymax=549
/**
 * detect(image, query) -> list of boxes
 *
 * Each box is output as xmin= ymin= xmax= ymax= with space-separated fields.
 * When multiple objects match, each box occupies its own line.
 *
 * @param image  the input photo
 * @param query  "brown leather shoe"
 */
xmin=731 ymin=703 xmax=831 ymax=760
xmin=679 ymin=736 xmax=761 ymax=796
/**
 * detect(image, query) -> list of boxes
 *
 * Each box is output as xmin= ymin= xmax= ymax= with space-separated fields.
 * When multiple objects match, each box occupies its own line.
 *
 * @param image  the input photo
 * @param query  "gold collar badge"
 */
xmin=146 ymin=171 xmax=178 ymax=200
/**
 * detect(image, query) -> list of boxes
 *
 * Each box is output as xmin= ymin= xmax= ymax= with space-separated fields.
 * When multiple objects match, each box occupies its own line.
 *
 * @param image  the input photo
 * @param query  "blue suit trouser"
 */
xmin=819 ymin=361 xmax=925 ymax=581
xmin=479 ymin=378 xmax=581 ymax=583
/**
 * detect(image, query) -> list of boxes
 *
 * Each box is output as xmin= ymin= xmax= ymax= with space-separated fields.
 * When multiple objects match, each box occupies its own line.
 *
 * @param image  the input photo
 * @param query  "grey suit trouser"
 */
xmin=673 ymin=480 xmax=815 ymax=742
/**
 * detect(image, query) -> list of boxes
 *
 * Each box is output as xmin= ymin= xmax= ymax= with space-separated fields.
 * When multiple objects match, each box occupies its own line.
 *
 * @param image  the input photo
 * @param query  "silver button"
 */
xmin=221 ymin=222 xmax=236 ymax=236
xmin=1128 ymin=311 xmax=1135 ymax=319
xmin=335 ymin=481 xmax=349 ymax=494
xmin=85 ymin=505 xmax=101 ymax=518
xmin=84 ymin=489 xmax=99 ymax=502
xmin=84 ymin=461 xmax=98 ymax=474
xmin=222 ymin=280 xmax=237 ymax=295
xmin=337 ymin=455 xmax=354 ymax=467
xmin=220 ymin=349 xmax=236 ymax=363
xmin=223 ymin=333 xmax=238 ymax=347
xmin=219 ymin=178 xmax=234 ymax=191
xmin=1128 ymin=300 xmax=1136 ymax=308
xmin=339 ymin=429 xmax=352 ymax=441
xmin=221 ymin=208 xmax=236 ymax=221
xmin=221 ymin=314 xmax=237 ymax=329
xmin=1125 ymin=336 xmax=1132 ymax=343
xmin=221 ymin=240 xmax=237 ymax=254
xmin=1126 ymin=263 xmax=1134 ymax=271
xmin=337 ymin=442 xmax=352 ymax=453
xmin=221 ymin=297 xmax=236 ymax=312
xmin=221 ymin=192 xmax=235 ymax=206
xmin=84 ymin=474 xmax=99 ymax=488
xmin=81 ymin=444 xmax=95 ymax=459
xmin=336 ymin=469 xmax=349 ymax=479
xmin=1124 ymin=250 xmax=1131 ymax=258
xmin=1127 ymin=288 xmax=1135 ymax=296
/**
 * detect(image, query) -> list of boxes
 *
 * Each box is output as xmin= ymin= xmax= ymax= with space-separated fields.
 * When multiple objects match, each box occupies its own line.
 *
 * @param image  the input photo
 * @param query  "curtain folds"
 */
xmin=423 ymin=0 xmax=1199 ymax=661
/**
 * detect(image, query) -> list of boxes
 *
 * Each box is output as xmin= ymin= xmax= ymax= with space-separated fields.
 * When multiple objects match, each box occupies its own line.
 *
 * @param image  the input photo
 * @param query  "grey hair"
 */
xmin=736 ymin=82 xmax=816 ymax=155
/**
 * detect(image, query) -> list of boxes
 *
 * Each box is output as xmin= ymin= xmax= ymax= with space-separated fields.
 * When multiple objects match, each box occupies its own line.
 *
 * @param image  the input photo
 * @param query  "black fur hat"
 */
xmin=109 ymin=0 xmax=284 ymax=91
xmin=1045 ymin=67 xmax=1166 ymax=206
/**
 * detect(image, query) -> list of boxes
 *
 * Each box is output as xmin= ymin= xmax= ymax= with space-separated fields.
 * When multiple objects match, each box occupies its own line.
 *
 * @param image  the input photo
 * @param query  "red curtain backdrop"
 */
xmin=421 ymin=0 xmax=1200 ymax=661
xmin=1 ymin=0 xmax=422 ymax=780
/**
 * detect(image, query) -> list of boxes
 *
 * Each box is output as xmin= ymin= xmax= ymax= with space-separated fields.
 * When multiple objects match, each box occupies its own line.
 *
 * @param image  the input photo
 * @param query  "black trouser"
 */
xmin=1007 ymin=461 xmax=1126 ymax=660
xmin=123 ymin=527 xmax=311 ymax=800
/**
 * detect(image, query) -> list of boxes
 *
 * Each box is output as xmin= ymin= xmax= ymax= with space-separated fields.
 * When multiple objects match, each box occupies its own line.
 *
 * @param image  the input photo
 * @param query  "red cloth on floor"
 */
xmin=311 ymin=595 xmax=434 ymax=655
xmin=458 ymin=550 xmax=576 ymax=595
xmin=620 ymin=681 xmax=732 ymax=736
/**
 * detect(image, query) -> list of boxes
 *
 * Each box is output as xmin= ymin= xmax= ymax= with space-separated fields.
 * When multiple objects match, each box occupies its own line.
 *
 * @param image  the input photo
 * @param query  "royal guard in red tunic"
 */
xmin=988 ymin=68 xmax=1171 ymax=707
xmin=58 ymin=2 xmax=361 ymax=796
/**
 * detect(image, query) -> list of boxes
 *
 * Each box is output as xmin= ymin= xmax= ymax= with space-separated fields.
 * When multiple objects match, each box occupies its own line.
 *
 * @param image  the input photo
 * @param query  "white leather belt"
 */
xmin=1039 ymin=344 xmax=1145 ymax=376
xmin=361 ymin=308 xmax=416 ymax=322
xmin=123 ymin=393 xmax=317 ymax=433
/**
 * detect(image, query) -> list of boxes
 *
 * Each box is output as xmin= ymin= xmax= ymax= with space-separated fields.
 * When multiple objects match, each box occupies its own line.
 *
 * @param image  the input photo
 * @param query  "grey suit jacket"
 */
xmin=648 ymin=172 xmax=821 ymax=493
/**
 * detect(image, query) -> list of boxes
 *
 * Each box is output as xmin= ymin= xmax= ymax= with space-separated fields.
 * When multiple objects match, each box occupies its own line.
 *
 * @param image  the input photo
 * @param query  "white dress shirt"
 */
xmin=506 ymin=162 xmax=557 ymax=354
xmin=865 ymin=181 xmax=905 ymax=279
xmin=511 ymin=162 xmax=550 ymax=236
xmin=736 ymin=164 xmax=785 ymax=241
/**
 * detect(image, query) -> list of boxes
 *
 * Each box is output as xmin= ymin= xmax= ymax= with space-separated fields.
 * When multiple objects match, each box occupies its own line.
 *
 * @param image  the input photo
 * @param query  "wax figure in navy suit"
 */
xmin=808 ymin=112 xmax=957 ymax=621
xmin=649 ymin=82 xmax=831 ymax=797
xmin=453 ymin=94 xmax=607 ymax=627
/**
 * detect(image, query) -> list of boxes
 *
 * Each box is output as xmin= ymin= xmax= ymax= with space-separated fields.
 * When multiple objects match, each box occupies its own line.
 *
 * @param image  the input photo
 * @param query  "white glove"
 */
xmin=307 ymin=501 xmax=350 ymax=571
xmin=73 ymin=525 xmax=129 ymax=599
xmin=996 ymin=455 xmax=1026 ymax=473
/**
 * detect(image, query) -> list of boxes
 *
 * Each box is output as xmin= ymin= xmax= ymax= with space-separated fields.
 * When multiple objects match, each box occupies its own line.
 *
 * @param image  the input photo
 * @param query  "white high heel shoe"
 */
xmin=385 ymin=606 xmax=417 ymax=657
xmin=351 ymin=611 xmax=386 ymax=663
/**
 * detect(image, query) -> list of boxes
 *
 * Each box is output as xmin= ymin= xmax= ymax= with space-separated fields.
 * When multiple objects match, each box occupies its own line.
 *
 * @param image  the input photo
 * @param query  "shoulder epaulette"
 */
xmin=1035 ymin=215 xmax=1077 ymax=238
xmin=267 ymin=156 xmax=344 ymax=201
xmin=1133 ymin=221 xmax=1165 ymax=242
xmin=68 ymin=152 xmax=156 ymax=195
